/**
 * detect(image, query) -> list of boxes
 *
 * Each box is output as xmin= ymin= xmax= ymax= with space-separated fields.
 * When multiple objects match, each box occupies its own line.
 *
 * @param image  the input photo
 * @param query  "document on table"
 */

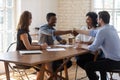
xmin=47 ymin=48 xmax=66 ymax=51
xmin=54 ymin=44 xmax=74 ymax=48
xmin=19 ymin=50 xmax=43 ymax=54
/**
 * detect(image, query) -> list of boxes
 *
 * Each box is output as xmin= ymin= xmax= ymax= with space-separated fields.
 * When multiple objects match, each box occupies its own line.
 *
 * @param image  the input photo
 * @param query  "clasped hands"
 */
xmin=69 ymin=29 xmax=79 ymax=37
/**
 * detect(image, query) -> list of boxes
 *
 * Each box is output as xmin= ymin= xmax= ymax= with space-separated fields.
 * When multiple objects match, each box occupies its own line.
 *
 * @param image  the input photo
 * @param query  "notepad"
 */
xmin=47 ymin=48 xmax=65 ymax=51
xmin=55 ymin=44 xmax=74 ymax=48
xmin=19 ymin=50 xmax=43 ymax=54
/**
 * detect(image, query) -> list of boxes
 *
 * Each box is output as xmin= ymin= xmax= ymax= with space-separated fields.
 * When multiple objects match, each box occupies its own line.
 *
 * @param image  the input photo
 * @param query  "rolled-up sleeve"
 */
xmin=89 ymin=30 xmax=98 ymax=37
xmin=40 ymin=26 xmax=55 ymax=36
xmin=56 ymin=36 xmax=62 ymax=42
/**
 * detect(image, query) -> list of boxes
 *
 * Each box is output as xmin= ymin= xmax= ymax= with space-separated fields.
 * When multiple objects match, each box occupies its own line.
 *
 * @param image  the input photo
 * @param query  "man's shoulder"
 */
xmin=100 ymin=25 xmax=111 ymax=30
xmin=41 ymin=24 xmax=48 ymax=27
xmin=97 ymin=26 xmax=108 ymax=35
xmin=40 ymin=24 xmax=48 ymax=29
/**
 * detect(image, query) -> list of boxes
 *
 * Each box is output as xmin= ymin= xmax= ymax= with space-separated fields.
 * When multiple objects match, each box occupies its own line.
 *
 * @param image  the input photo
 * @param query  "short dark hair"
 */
xmin=46 ymin=13 xmax=56 ymax=21
xmin=98 ymin=11 xmax=110 ymax=24
xmin=86 ymin=12 xmax=98 ymax=28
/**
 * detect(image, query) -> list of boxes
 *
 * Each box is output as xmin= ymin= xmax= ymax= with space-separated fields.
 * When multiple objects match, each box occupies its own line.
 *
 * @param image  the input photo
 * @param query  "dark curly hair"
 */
xmin=86 ymin=12 xmax=98 ymax=28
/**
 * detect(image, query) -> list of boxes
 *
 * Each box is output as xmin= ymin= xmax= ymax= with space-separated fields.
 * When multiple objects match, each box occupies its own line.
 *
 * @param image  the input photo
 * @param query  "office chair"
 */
xmin=7 ymin=42 xmax=31 ymax=80
xmin=93 ymin=51 xmax=120 ymax=80
xmin=108 ymin=70 xmax=120 ymax=80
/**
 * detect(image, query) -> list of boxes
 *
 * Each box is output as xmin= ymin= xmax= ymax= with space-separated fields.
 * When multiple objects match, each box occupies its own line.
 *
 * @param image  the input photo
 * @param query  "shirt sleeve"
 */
xmin=89 ymin=29 xmax=98 ymax=37
xmin=56 ymin=36 xmax=62 ymax=42
xmin=75 ymin=34 xmax=81 ymax=42
xmin=75 ymin=26 xmax=87 ymax=42
xmin=39 ymin=26 xmax=55 ymax=36
xmin=88 ymin=30 xmax=105 ymax=51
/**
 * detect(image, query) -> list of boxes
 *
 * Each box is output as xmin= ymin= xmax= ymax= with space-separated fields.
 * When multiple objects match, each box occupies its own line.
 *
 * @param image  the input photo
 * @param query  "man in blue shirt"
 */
xmin=39 ymin=13 xmax=73 ymax=45
xmin=38 ymin=13 xmax=72 ymax=78
xmin=75 ymin=11 xmax=120 ymax=80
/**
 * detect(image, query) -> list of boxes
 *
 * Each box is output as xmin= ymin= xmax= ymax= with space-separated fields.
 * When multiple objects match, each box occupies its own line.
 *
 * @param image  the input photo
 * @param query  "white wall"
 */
xmin=57 ymin=0 xmax=91 ymax=29
xmin=0 ymin=0 xmax=92 ymax=74
xmin=21 ymin=0 xmax=58 ymax=33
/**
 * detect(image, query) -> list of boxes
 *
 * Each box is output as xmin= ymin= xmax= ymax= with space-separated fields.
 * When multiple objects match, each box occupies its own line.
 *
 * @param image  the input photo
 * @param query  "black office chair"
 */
xmin=7 ymin=42 xmax=31 ymax=80
xmin=107 ymin=70 xmax=120 ymax=80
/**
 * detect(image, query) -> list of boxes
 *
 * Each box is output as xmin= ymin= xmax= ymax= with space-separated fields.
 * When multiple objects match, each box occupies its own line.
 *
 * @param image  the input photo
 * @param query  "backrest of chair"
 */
xmin=7 ymin=42 xmax=16 ymax=52
xmin=6 ymin=42 xmax=17 ymax=71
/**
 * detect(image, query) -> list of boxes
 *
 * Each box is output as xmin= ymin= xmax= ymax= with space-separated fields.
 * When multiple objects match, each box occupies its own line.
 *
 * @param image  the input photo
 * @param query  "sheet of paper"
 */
xmin=47 ymin=48 xmax=65 ymax=51
xmin=54 ymin=44 xmax=74 ymax=48
xmin=19 ymin=50 xmax=43 ymax=54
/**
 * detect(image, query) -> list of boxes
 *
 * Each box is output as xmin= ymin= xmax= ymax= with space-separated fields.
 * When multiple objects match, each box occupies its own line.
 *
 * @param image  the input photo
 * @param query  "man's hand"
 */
xmin=40 ymin=43 xmax=48 ymax=50
xmin=74 ymin=42 xmax=81 ymax=49
xmin=74 ymin=43 xmax=88 ymax=50
xmin=72 ymin=30 xmax=79 ymax=36
xmin=59 ymin=39 xmax=67 ymax=45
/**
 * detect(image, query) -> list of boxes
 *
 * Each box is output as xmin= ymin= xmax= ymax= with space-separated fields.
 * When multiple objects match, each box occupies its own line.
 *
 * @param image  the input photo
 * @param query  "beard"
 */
xmin=98 ymin=22 xmax=101 ymax=27
xmin=52 ymin=23 xmax=56 ymax=27
xmin=50 ymin=21 xmax=56 ymax=26
xmin=53 ymin=24 xmax=56 ymax=26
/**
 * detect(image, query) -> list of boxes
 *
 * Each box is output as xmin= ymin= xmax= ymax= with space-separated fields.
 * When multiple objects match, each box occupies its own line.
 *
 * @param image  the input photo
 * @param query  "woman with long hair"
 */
xmin=16 ymin=11 xmax=47 ymax=80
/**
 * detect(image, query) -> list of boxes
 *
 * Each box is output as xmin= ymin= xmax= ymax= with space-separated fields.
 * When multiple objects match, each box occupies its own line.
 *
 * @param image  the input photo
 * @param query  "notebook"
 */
xmin=54 ymin=44 xmax=73 ymax=48
xmin=19 ymin=50 xmax=43 ymax=55
xmin=46 ymin=48 xmax=66 ymax=51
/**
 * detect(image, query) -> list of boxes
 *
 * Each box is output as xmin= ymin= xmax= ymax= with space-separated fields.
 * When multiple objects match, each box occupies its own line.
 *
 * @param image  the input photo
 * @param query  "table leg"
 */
xmin=4 ymin=62 xmax=10 ymax=80
xmin=64 ymin=63 xmax=69 ymax=80
xmin=39 ymin=64 xmax=45 ymax=80
xmin=55 ymin=57 xmax=71 ymax=80
xmin=44 ymin=57 xmax=71 ymax=80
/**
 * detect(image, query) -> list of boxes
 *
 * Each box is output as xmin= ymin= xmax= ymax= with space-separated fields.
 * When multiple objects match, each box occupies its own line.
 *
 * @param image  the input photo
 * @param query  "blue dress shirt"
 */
xmin=88 ymin=24 xmax=120 ymax=61
xmin=38 ymin=24 xmax=62 ymax=45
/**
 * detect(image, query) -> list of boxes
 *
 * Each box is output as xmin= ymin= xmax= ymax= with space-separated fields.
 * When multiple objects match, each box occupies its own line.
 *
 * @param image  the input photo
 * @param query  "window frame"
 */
xmin=0 ymin=0 xmax=16 ymax=53
xmin=92 ymin=0 xmax=120 ymax=32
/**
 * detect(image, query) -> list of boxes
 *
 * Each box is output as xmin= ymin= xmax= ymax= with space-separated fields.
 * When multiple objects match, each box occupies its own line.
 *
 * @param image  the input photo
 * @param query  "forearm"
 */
xmin=26 ymin=45 xmax=41 ymax=50
xmin=81 ymin=41 xmax=93 ymax=45
xmin=54 ymin=30 xmax=72 ymax=36
xmin=32 ymin=42 xmax=39 ymax=45
xmin=29 ymin=43 xmax=47 ymax=50
xmin=75 ymin=30 xmax=90 ymax=36
xmin=81 ymin=44 xmax=89 ymax=50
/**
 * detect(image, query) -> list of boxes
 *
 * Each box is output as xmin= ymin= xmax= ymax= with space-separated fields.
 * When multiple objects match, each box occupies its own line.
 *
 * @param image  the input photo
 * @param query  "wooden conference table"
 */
xmin=0 ymin=46 xmax=88 ymax=80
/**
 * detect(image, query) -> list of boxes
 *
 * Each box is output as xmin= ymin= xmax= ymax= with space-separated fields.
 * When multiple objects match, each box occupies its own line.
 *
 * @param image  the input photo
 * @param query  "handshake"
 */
xmin=69 ymin=29 xmax=79 ymax=37
xmin=69 ymin=29 xmax=87 ymax=37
